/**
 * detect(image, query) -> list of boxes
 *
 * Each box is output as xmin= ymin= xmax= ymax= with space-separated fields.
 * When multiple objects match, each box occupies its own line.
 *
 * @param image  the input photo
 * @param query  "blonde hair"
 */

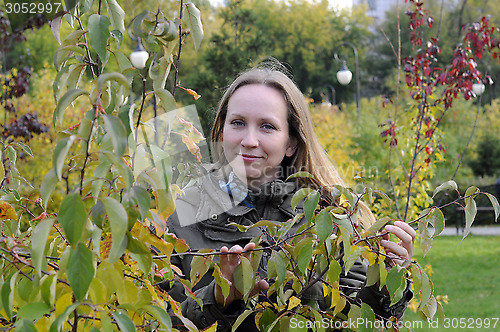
xmin=210 ymin=62 xmax=375 ymax=227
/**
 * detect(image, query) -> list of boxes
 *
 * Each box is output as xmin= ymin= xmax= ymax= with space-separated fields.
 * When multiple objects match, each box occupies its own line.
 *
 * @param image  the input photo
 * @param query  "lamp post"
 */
xmin=323 ymin=84 xmax=336 ymax=106
xmin=334 ymin=41 xmax=360 ymax=121
xmin=129 ymin=38 xmax=159 ymax=144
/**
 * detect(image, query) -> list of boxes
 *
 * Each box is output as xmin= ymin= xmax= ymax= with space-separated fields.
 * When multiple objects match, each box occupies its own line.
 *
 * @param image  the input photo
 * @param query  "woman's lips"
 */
xmin=240 ymin=154 xmax=262 ymax=162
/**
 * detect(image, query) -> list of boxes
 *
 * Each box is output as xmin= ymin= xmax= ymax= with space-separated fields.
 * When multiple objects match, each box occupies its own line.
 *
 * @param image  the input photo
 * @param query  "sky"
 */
xmin=208 ymin=0 xmax=353 ymax=10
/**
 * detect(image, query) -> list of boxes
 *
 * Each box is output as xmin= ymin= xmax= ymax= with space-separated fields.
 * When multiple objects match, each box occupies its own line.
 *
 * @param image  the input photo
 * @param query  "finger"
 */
xmin=381 ymin=239 xmax=409 ymax=258
xmin=219 ymin=246 xmax=233 ymax=276
xmin=385 ymin=224 xmax=413 ymax=245
xmin=228 ymin=245 xmax=243 ymax=267
xmin=249 ymin=279 xmax=269 ymax=298
xmin=242 ymin=242 xmax=255 ymax=261
xmin=394 ymin=221 xmax=417 ymax=240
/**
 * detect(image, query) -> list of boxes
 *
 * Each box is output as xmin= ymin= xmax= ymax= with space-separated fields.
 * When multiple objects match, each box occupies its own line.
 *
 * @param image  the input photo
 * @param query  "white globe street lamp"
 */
xmin=336 ymin=63 xmax=353 ymax=86
xmin=130 ymin=40 xmax=149 ymax=69
xmin=472 ymin=82 xmax=485 ymax=97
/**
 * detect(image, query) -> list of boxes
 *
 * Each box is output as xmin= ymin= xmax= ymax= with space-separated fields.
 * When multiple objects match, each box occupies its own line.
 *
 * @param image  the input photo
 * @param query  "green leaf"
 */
xmin=386 ymin=267 xmax=406 ymax=305
xmin=365 ymin=262 xmax=379 ymax=287
xmin=190 ymin=251 xmax=212 ymax=287
xmin=427 ymin=208 xmax=445 ymax=238
xmin=311 ymin=309 xmax=325 ymax=332
xmin=268 ymin=250 xmax=286 ymax=289
xmin=102 ymin=197 xmax=128 ymax=262
xmin=326 ymin=259 xmax=341 ymax=284
xmin=88 ymin=14 xmax=111 ymax=61
xmin=150 ymin=55 xmax=172 ymax=91
xmin=233 ymin=256 xmax=254 ymax=302
xmin=15 ymin=319 xmax=38 ymax=332
xmin=419 ymin=295 xmax=437 ymax=320
xmin=49 ymin=302 xmax=79 ymax=332
xmin=126 ymin=233 xmax=150 ymax=254
xmin=91 ymin=200 xmax=106 ymax=228
xmin=17 ymin=302 xmax=50 ymax=321
xmin=61 ymin=29 xmax=86 ymax=47
xmin=103 ymin=114 xmax=127 ymax=157
xmin=51 ymin=12 xmax=64 ymax=44
xmin=343 ymin=246 xmax=366 ymax=273
xmin=67 ymin=243 xmax=95 ymax=301
xmin=41 ymin=274 xmax=57 ymax=307
xmin=247 ymin=219 xmax=282 ymax=230
xmin=65 ymin=63 xmax=86 ymax=90
xmin=59 ymin=193 xmax=87 ymax=246
xmin=101 ymin=151 xmax=133 ymax=190
xmin=432 ymin=180 xmax=458 ymax=198
xmin=98 ymin=73 xmax=131 ymax=100
xmin=367 ymin=216 xmax=390 ymax=234
xmin=358 ymin=303 xmax=376 ymax=332
xmin=277 ymin=215 xmax=299 ymax=239
xmin=463 ymin=188 xmax=479 ymax=239
xmin=268 ymin=251 xmax=286 ymax=287
xmin=418 ymin=221 xmax=433 ymax=257
xmin=286 ymin=171 xmax=314 ymax=181
xmin=127 ymin=186 xmax=151 ymax=220
xmin=31 ymin=217 xmax=55 ymax=273
xmin=114 ymin=51 xmax=134 ymax=72
xmin=213 ymin=265 xmax=231 ymax=304
xmin=418 ymin=267 xmax=433 ymax=309
xmin=485 ymin=192 xmax=500 ymax=222
xmin=184 ymin=2 xmax=204 ymax=51
xmin=112 ymin=310 xmax=136 ymax=332
xmin=143 ymin=305 xmax=172 ymax=330
xmin=232 ymin=309 xmax=254 ymax=332
xmin=53 ymin=89 xmax=89 ymax=126
xmin=338 ymin=225 xmax=351 ymax=267
xmin=304 ymin=190 xmax=319 ymax=222
xmin=80 ymin=0 xmax=93 ymax=14
xmin=154 ymin=89 xmax=177 ymax=112
xmin=14 ymin=142 xmax=33 ymax=158
xmin=291 ymin=187 xmax=313 ymax=211
xmin=258 ymin=307 xmax=278 ymax=332
xmin=316 ymin=209 xmax=333 ymax=244
xmin=295 ymin=237 xmax=313 ymax=274
xmin=1 ymin=273 xmax=15 ymax=319
xmin=105 ymin=0 xmax=125 ymax=34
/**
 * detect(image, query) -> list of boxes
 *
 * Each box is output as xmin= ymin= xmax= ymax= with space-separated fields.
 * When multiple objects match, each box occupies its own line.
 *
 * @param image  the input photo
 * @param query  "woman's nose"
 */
xmin=240 ymin=128 xmax=259 ymax=147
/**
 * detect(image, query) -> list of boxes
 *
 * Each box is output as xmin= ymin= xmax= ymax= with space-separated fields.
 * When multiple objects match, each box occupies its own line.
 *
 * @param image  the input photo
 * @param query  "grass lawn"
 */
xmin=403 ymin=235 xmax=500 ymax=331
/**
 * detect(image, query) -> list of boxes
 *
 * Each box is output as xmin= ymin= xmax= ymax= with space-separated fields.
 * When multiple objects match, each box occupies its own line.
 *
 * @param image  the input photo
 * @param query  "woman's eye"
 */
xmin=230 ymin=120 xmax=245 ymax=126
xmin=262 ymin=123 xmax=276 ymax=130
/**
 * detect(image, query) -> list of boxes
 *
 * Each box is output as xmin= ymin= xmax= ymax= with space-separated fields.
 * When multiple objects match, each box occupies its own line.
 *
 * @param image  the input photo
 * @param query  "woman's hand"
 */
xmin=215 ymin=242 xmax=269 ymax=307
xmin=381 ymin=221 xmax=417 ymax=268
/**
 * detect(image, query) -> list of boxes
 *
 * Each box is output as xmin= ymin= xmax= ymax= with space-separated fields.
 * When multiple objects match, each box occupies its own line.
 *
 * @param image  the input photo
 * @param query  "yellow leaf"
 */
xmin=287 ymin=296 xmax=301 ymax=310
xmin=55 ymin=292 xmax=73 ymax=316
xmin=330 ymin=286 xmax=340 ymax=309
xmin=0 ymin=201 xmax=17 ymax=220
xmin=201 ymin=322 xmax=218 ymax=332
xmin=362 ymin=249 xmax=378 ymax=265
xmin=322 ymin=283 xmax=330 ymax=297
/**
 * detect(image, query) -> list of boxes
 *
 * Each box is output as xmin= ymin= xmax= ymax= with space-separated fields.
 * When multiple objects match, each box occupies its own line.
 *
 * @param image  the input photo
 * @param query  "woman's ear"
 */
xmin=285 ymin=137 xmax=298 ymax=157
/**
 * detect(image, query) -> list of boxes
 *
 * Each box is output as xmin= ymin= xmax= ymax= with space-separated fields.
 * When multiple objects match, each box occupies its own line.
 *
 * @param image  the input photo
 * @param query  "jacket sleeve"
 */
xmin=182 ymin=280 xmax=248 ymax=332
xmin=346 ymin=258 xmax=413 ymax=321
xmin=164 ymin=207 xmax=250 ymax=331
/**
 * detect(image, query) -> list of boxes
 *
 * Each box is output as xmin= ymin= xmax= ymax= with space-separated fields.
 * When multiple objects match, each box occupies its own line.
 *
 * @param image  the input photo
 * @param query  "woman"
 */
xmin=164 ymin=63 xmax=416 ymax=331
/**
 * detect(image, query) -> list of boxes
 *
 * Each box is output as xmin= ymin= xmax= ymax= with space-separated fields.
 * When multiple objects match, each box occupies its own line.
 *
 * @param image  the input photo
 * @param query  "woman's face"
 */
xmin=222 ymin=84 xmax=297 ymax=188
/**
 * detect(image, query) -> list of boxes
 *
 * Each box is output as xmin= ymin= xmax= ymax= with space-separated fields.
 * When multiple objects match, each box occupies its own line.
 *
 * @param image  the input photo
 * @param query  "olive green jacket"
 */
xmin=163 ymin=172 xmax=412 ymax=331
